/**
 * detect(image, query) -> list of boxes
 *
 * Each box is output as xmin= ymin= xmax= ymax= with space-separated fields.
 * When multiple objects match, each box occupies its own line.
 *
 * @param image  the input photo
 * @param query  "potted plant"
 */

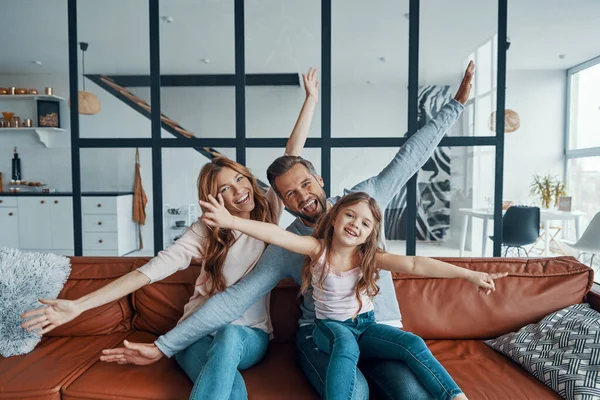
xmin=530 ymin=174 xmax=566 ymax=209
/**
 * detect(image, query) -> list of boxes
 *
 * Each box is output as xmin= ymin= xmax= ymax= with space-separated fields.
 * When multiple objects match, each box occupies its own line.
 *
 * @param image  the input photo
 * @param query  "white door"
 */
xmin=18 ymin=197 xmax=52 ymax=249
xmin=50 ymin=197 xmax=74 ymax=250
xmin=0 ymin=208 xmax=19 ymax=248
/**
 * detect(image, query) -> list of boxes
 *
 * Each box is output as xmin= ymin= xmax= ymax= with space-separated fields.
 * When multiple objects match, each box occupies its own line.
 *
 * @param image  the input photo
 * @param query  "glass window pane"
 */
xmin=78 ymin=0 xmax=151 ymax=138
xmin=415 ymin=146 xmax=497 ymax=258
xmin=569 ymin=63 xmax=600 ymax=150
xmin=81 ymin=148 xmax=154 ymax=256
xmin=160 ymin=1 xmax=235 ymax=139
xmin=332 ymin=1 xmax=408 ymax=138
xmin=566 ymin=156 xmax=600 ymax=239
xmin=421 ymin=1 xmax=497 ymax=137
xmin=245 ymin=0 xmax=321 ymax=139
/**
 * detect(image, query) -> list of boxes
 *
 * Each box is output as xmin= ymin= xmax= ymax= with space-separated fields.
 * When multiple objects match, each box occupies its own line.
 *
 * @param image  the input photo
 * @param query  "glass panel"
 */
xmin=415 ymin=146 xmax=497 ymax=258
xmin=246 ymin=147 xmax=321 ymax=228
xmin=160 ymin=1 xmax=235 ymax=139
xmin=569 ymin=63 xmax=600 ymax=150
xmin=245 ymin=0 xmax=321 ymax=138
xmin=332 ymin=1 xmax=408 ymax=138
xmin=421 ymin=1 xmax=497 ymax=136
xmin=80 ymin=148 xmax=154 ymax=255
xmin=77 ymin=0 xmax=151 ymax=138
xmin=331 ymin=147 xmax=407 ymax=255
xmin=566 ymin=156 xmax=600 ymax=241
xmin=161 ymin=148 xmax=236 ymax=248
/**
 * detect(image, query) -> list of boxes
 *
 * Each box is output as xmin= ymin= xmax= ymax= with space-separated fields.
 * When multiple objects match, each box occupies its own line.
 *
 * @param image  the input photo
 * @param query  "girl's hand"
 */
xmin=200 ymin=194 xmax=235 ymax=229
xmin=303 ymin=67 xmax=319 ymax=102
xmin=21 ymin=298 xmax=83 ymax=335
xmin=467 ymin=271 xmax=508 ymax=295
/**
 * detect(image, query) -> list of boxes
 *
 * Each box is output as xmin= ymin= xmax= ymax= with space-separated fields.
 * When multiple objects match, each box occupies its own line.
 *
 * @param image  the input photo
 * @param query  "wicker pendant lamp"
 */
xmin=69 ymin=42 xmax=101 ymax=115
xmin=488 ymin=109 xmax=520 ymax=133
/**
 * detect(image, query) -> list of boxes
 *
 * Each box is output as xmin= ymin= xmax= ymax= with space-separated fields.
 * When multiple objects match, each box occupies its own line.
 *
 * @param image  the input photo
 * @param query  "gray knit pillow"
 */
xmin=0 ymin=247 xmax=71 ymax=357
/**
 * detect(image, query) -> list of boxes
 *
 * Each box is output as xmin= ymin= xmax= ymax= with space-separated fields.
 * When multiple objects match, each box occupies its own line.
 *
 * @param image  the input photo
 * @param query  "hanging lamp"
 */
xmin=69 ymin=42 xmax=101 ymax=115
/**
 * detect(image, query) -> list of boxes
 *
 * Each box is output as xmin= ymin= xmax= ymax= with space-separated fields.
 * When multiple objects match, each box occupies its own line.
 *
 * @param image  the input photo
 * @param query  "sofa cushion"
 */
xmin=395 ymin=256 xmax=593 ymax=339
xmin=48 ymin=258 xmax=137 ymax=337
xmin=63 ymin=331 xmax=317 ymax=400
xmin=485 ymin=303 xmax=600 ymax=400
xmin=0 ymin=332 xmax=129 ymax=400
xmin=62 ymin=331 xmax=193 ymax=400
xmin=428 ymin=339 xmax=561 ymax=399
xmin=132 ymin=260 xmax=199 ymax=335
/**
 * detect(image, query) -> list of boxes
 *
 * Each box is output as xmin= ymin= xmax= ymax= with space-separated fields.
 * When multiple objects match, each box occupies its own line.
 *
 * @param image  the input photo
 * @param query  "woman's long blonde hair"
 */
xmin=300 ymin=192 xmax=383 ymax=314
xmin=197 ymin=156 xmax=276 ymax=295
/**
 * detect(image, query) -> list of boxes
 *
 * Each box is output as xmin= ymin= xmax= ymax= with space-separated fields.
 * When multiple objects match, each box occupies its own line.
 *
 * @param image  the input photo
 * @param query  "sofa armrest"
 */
xmin=586 ymin=283 xmax=600 ymax=312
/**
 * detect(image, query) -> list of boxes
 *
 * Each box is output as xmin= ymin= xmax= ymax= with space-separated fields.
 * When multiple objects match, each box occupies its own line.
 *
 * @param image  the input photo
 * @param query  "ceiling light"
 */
xmin=32 ymin=61 xmax=42 ymax=66
xmin=161 ymin=16 xmax=174 ymax=23
xmin=559 ymin=54 xmax=566 ymax=59
xmin=379 ymin=56 xmax=387 ymax=62
xmin=201 ymin=58 xmax=210 ymax=64
xmin=68 ymin=42 xmax=101 ymax=115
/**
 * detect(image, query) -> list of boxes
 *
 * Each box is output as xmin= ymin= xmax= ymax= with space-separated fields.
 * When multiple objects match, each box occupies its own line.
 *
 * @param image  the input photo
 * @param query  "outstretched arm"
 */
xmin=102 ymin=242 xmax=296 ymax=363
xmin=200 ymin=194 xmax=321 ymax=258
xmin=349 ymin=61 xmax=475 ymax=208
xmin=285 ymin=67 xmax=319 ymax=157
xmin=376 ymin=252 xmax=507 ymax=294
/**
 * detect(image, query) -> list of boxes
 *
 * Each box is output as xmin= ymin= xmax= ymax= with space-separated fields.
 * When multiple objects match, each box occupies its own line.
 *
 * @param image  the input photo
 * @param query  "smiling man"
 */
xmin=104 ymin=61 xmax=475 ymax=399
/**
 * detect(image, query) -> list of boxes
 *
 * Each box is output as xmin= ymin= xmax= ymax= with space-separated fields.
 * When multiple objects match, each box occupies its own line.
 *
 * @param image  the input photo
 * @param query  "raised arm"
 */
xmin=285 ymin=67 xmax=319 ymax=157
xmin=200 ymin=194 xmax=321 ymax=258
xmin=21 ymin=223 xmax=206 ymax=335
xmin=102 ymin=241 xmax=295 ymax=362
xmin=349 ymin=61 xmax=474 ymax=208
xmin=376 ymin=252 xmax=507 ymax=294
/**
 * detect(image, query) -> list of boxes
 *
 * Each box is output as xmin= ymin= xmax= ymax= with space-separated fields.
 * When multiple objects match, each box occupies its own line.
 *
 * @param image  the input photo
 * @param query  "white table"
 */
xmin=458 ymin=208 xmax=585 ymax=257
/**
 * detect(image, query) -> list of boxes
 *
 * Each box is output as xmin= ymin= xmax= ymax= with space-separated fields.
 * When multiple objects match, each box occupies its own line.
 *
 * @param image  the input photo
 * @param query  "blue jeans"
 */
xmin=175 ymin=324 xmax=269 ymax=400
xmin=296 ymin=325 xmax=433 ymax=400
xmin=313 ymin=311 xmax=463 ymax=400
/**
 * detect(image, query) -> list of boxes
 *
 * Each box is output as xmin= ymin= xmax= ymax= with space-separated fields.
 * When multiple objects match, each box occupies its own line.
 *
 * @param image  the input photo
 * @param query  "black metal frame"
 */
xmin=67 ymin=0 xmax=507 ymax=257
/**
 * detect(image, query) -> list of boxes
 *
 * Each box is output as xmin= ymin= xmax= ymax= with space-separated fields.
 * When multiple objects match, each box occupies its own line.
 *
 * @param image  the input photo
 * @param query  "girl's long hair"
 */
xmin=197 ymin=156 xmax=276 ymax=295
xmin=300 ymin=192 xmax=383 ymax=314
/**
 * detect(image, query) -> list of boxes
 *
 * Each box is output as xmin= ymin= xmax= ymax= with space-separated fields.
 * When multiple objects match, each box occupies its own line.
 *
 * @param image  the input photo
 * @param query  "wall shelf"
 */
xmin=0 ymin=94 xmax=66 ymax=101
xmin=0 ymin=127 xmax=68 ymax=147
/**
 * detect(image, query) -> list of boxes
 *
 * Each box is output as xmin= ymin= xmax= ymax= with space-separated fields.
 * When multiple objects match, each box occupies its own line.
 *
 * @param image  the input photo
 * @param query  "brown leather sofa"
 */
xmin=0 ymin=256 xmax=595 ymax=399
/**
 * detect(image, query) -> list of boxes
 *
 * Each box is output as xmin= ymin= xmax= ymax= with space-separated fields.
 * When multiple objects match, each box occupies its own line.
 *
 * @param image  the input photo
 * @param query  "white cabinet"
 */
xmin=17 ymin=197 xmax=52 ymax=249
xmin=0 ymin=198 xmax=19 ymax=248
xmin=82 ymin=195 xmax=137 ymax=256
xmin=17 ymin=196 xmax=74 ymax=254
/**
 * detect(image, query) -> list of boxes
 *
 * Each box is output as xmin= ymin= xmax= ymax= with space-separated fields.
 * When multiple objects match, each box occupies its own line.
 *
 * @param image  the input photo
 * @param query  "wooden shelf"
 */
xmin=0 ymin=127 xmax=68 ymax=147
xmin=0 ymin=94 xmax=65 ymax=101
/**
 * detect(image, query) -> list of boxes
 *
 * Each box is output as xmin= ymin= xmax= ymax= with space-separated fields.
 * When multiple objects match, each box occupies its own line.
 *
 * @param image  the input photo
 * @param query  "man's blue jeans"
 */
xmin=175 ymin=324 xmax=268 ymax=400
xmin=311 ymin=311 xmax=463 ymax=400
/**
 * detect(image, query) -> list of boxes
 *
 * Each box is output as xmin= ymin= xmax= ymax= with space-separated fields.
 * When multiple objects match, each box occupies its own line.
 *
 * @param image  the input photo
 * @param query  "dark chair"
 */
xmin=489 ymin=206 xmax=540 ymax=257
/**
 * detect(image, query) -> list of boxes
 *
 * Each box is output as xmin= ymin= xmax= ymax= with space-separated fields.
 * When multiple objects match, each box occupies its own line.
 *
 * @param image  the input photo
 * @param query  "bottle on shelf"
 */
xmin=12 ymin=147 xmax=22 ymax=181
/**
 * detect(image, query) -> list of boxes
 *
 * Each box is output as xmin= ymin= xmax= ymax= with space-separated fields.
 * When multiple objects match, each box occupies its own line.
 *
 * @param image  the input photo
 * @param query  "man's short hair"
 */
xmin=266 ymin=155 xmax=319 ymax=198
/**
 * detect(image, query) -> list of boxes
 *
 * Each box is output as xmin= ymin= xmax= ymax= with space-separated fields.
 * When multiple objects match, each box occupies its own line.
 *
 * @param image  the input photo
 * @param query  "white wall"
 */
xmin=503 ymin=70 xmax=566 ymax=204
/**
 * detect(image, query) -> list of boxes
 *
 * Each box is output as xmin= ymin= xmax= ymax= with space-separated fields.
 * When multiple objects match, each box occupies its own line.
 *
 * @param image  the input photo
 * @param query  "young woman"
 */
xmin=20 ymin=68 xmax=320 ymax=400
xmin=199 ymin=190 xmax=507 ymax=400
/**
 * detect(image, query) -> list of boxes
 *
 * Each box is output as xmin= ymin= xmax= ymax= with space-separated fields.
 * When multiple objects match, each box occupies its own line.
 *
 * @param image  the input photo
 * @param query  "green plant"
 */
xmin=530 ymin=174 xmax=566 ymax=209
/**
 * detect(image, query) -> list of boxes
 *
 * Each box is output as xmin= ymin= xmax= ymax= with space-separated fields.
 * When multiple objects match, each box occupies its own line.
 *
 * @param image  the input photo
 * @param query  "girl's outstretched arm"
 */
xmin=200 ymin=194 xmax=321 ymax=258
xmin=376 ymin=253 xmax=507 ymax=295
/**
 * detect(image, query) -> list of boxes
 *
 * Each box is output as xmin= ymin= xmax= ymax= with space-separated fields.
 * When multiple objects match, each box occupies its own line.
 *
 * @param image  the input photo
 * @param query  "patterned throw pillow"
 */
xmin=485 ymin=303 xmax=600 ymax=400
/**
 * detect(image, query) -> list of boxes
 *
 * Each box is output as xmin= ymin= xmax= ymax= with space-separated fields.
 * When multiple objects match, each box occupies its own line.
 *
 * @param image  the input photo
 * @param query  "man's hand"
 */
xmin=303 ymin=67 xmax=319 ymax=102
xmin=100 ymin=340 xmax=164 ymax=365
xmin=454 ymin=61 xmax=475 ymax=105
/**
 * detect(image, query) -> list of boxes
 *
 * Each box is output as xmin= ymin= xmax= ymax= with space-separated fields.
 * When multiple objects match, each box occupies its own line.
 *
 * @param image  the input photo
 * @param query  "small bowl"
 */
xmin=15 ymin=88 xmax=28 ymax=95
xmin=28 ymin=89 xmax=38 ymax=95
xmin=0 ymin=88 xmax=8 ymax=95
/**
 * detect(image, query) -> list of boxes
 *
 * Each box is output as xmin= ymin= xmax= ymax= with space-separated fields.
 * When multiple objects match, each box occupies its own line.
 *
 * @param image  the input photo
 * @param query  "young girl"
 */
xmin=200 ymin=191 xmax=507 ymax=400
xmin=20 ymin=68 xmax=320 ymax=400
